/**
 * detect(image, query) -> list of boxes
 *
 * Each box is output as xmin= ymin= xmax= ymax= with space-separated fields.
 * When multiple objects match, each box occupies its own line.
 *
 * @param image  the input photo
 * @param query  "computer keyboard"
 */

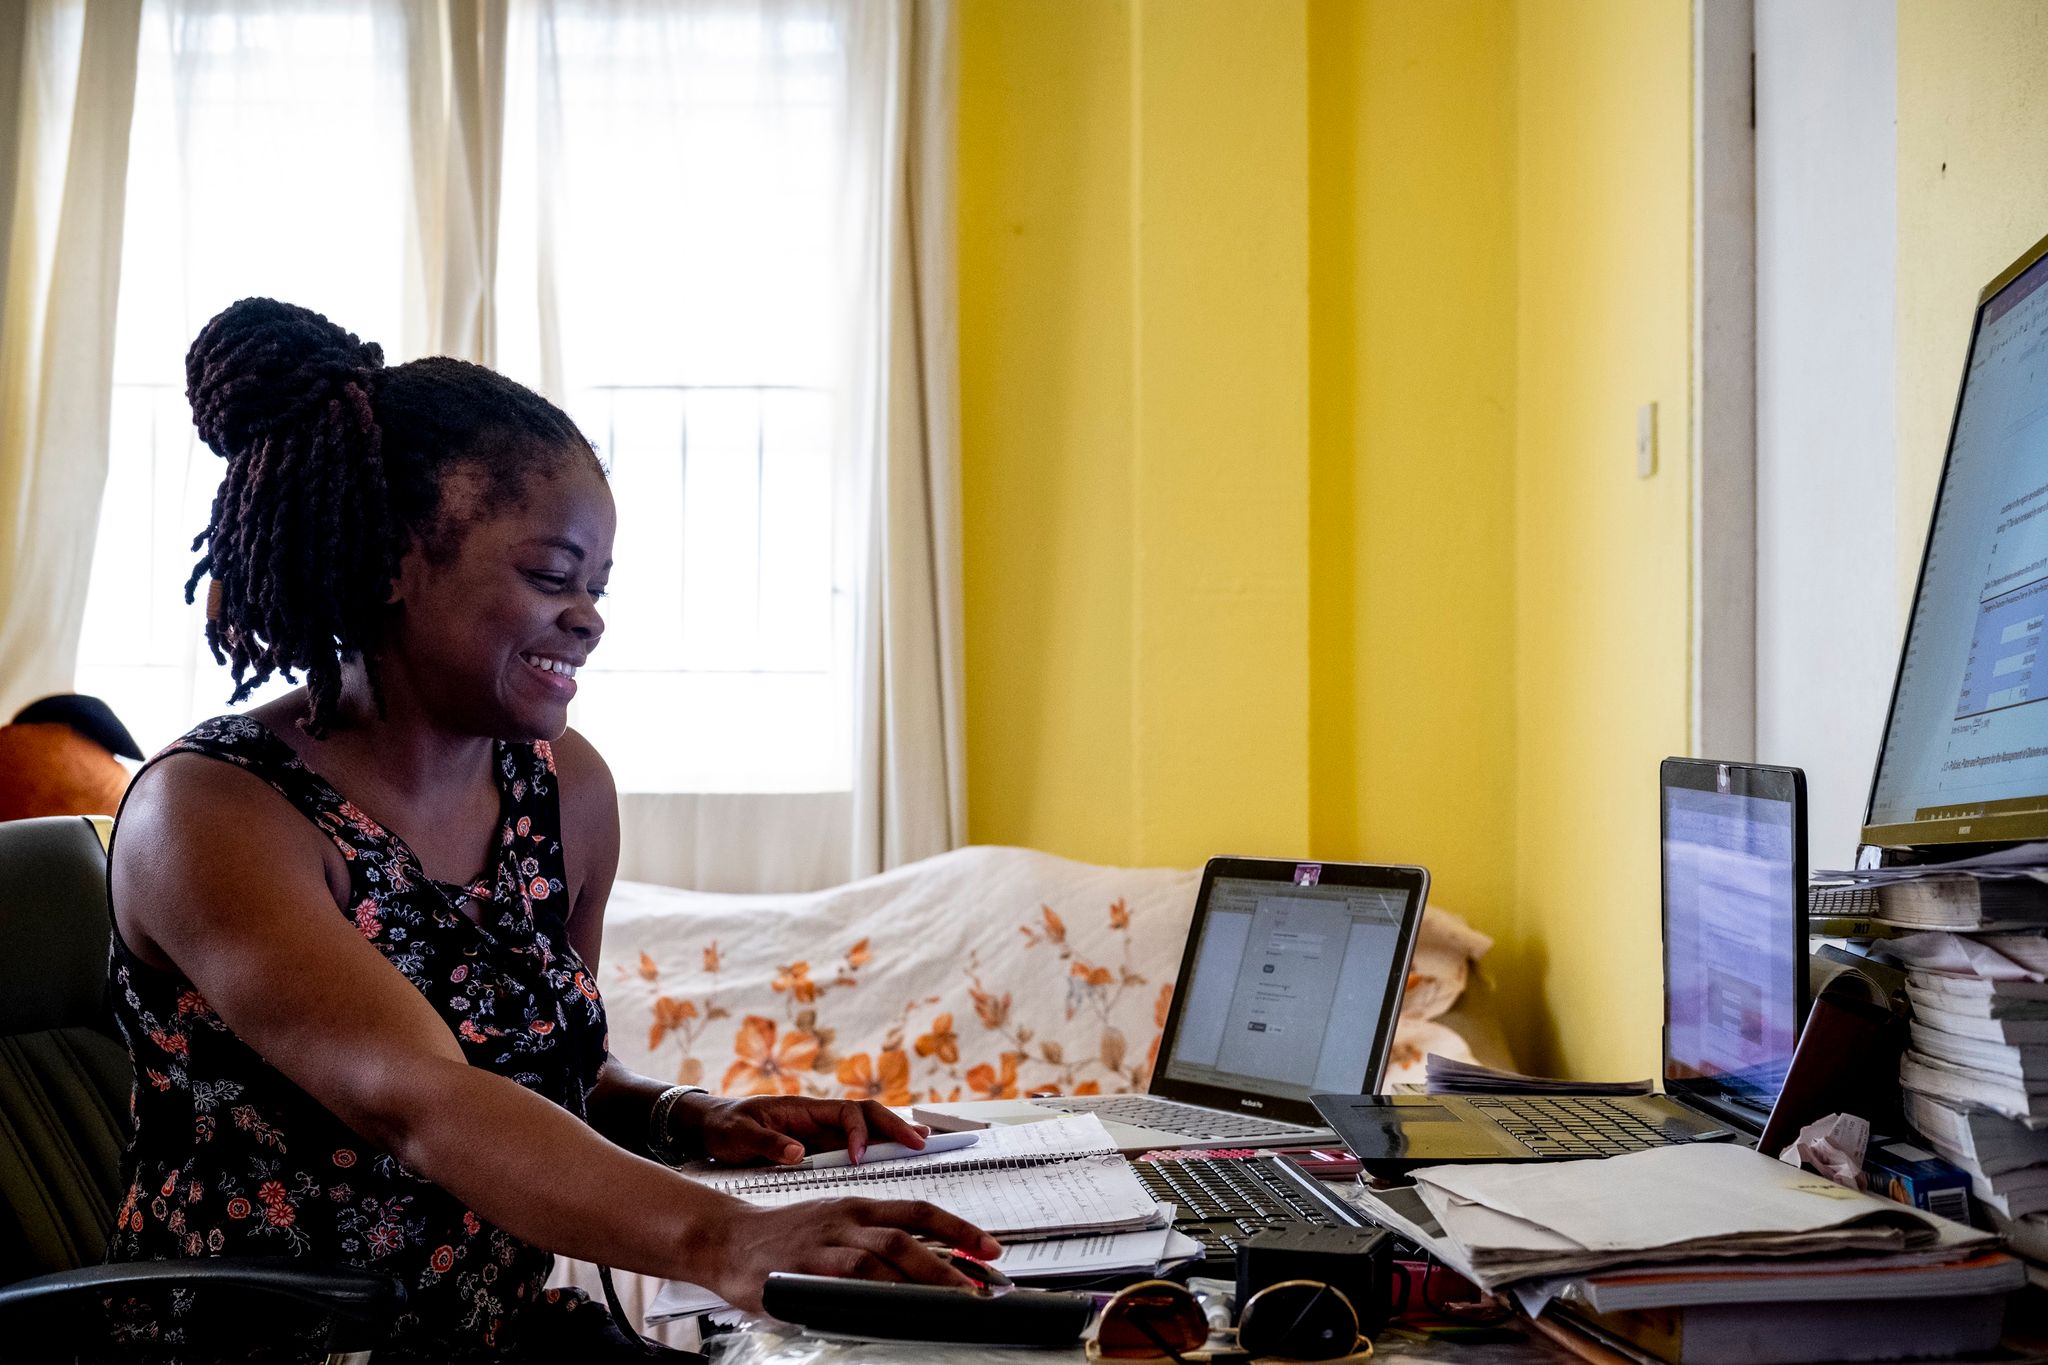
xmin=1465 ymin=1095 xmax=1693 ymax=1157
xmin=1135 ymin=1154 xmax=1364 ymax=1276
xmin=1025 ymin=1094 xmax=1320 ymax=1141
xmin=1809 ymin=883 xmax=1879 ymax=919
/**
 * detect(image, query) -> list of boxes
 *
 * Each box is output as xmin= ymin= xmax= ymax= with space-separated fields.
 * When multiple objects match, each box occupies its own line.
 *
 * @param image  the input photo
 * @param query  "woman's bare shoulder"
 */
xmin=114 ymin=750 xmax=348 ymax=963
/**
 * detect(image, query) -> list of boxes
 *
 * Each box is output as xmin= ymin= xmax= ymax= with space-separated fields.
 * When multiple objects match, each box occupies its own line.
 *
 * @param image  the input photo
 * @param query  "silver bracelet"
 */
xmin=647 ymin=1084 xmax=709 ymax=1165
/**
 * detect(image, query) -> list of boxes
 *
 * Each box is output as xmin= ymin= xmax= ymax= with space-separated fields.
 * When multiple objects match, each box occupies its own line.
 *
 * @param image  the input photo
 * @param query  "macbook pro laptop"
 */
xmin=916 ymin=858 xmax=1427 ymax=1151
xmin=1316 ymin=760 xmax=1808 ymax=1168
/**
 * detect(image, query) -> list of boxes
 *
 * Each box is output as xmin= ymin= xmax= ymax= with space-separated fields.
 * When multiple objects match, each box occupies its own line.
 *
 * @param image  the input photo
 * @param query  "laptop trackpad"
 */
xmin=1320 ymin=1097 xmax=1527 ymax=1160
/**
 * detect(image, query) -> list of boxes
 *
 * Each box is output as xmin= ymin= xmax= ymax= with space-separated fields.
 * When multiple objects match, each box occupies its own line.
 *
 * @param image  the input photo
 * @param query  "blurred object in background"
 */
xmin=0 ymin=694 xmax=140 ymax=821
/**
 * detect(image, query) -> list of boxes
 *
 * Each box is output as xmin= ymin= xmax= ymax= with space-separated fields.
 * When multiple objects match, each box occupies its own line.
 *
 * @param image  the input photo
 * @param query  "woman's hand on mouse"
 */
xmin=703 ymin=1198 xmax=1000 ymax=1313
xmin=678 ymin=1094 xmax=931 ymax=1165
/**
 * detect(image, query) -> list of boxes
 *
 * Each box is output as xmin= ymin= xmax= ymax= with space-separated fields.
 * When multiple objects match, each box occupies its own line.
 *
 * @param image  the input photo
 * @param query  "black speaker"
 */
xmin=1234 ymin=1225 xmax=1395 ymax=1337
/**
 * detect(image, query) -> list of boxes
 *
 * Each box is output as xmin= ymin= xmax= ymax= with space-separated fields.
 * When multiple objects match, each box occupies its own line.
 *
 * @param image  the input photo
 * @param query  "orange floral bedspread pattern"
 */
xmin=597 ymin=846 xmax=1494 ymax=1104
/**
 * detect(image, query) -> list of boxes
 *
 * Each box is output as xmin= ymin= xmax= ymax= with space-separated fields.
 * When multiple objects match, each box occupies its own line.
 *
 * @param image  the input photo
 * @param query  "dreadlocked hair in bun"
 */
xmin=184 ymin=297 xmax=599 ymax=737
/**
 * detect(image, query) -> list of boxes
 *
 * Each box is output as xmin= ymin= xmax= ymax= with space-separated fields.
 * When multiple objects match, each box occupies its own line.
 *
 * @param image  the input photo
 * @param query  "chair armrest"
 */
xmin=0 ymin=1258 xmax=406 ymax=1351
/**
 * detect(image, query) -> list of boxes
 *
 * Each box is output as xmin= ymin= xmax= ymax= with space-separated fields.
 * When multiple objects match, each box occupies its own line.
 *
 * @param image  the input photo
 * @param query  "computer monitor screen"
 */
xmin=1662 ymin=761 xmax=1807 ymax=1114
xmin=1160 ymin=876 xmax=1415 ymax=1106
xmin=1867 ymin=243 xmax=2048 ymax=846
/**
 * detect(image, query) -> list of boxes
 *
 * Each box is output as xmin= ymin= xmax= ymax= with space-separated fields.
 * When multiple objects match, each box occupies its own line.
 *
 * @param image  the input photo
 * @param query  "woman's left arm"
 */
xmin=556 ymin=729 xmax=928 ymax=1166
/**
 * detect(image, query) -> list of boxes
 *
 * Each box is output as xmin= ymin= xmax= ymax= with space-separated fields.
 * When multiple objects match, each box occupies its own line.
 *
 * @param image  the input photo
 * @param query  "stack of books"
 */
xmin=1816 ymin=850 xmax=2048 ymax=1279
xmin=1350 ymin=1143 xmax=2021 ymax=1365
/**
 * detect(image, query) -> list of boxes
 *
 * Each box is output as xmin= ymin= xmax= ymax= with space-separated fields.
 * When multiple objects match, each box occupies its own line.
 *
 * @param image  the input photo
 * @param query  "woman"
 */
xmin=103 ymin=299 xmax=995 ymax=1361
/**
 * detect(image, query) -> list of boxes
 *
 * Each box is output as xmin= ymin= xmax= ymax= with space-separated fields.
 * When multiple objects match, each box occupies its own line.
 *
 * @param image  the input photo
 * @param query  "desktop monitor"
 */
xmin=1866 ymin=232 xmax=2048 ymax=852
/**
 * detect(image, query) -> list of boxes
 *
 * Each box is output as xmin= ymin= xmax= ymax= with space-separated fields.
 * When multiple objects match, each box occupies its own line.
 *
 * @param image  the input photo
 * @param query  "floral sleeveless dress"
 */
xmin=102 ymin=716 xmax=646 ymax=1362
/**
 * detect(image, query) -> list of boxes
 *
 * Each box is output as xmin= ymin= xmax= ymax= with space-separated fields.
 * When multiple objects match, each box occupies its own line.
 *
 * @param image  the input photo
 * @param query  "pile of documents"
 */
xmin=645 ymin=1114 xmax=1200 ymax=1325
xmin=1817 ymin=847 xmax=2048 ymax=1273
xmin=1351 ymin=1144 xmax=2020 ymax=1365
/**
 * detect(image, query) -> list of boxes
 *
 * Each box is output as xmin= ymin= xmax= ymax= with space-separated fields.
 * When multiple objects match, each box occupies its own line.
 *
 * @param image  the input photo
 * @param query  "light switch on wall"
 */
xmin=1636 ymin=401 xmax=1657 ymax=479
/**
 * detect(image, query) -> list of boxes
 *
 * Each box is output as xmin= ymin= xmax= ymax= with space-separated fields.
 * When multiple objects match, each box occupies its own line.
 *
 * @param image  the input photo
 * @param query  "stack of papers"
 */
xmin=646 ymin=1204 xmax=1201 ymax=1325
xmin=1424 ymin=1054 xmax=1652 ymax=1096
xmin=645 ymin=1115 xmax=1193 ymax=1325
xmin=1352 ymin=1144 xmax=1992 ymax=1295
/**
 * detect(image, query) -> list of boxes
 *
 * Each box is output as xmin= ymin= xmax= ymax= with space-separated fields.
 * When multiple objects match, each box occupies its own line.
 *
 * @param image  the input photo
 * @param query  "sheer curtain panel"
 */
xmin=0 ymin=0 xmax=139 ymax=717
xmin=72 ymin=0 xmax=428 ymax=749
xmin=497 ymin=0 xmax=962 ymax=889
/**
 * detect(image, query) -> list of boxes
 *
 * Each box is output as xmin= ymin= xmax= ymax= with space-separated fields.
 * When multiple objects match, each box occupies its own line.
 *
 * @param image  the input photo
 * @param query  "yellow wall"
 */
xmin=959 ymin=0 xmax=1692 ymax=1076
xmin=960 ymin=0 xmax=1523 ymax=948
xmin=1897 ymin=2 xmax=2048 ymax=598
xmin=958 ymin=0 xmax=1313 ymax=871
xmin=1511 ymin=1 xmax=1694 ymax=1079
xmin=1305 ymin=4 xmax=1520 ymax=943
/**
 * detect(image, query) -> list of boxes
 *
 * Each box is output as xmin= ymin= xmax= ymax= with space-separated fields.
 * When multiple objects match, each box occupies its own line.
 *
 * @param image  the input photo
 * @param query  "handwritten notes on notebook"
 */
xmin=683 ymin=1113 xmax=1158 ymax=1239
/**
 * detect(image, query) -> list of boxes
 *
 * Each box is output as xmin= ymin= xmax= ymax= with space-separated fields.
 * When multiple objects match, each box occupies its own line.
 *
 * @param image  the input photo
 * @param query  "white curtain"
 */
xmin=71 ymin=0 xmax=434 ymax=748
xmin=848 ymin=0 xmax=963 ymax=877
xmin=48 ymin=0 xmax=962 ymax=893
xmin=0 ymin=0 xmax=140 ymax=718
xmin=498 ymin=0 xmax=963 ymax=891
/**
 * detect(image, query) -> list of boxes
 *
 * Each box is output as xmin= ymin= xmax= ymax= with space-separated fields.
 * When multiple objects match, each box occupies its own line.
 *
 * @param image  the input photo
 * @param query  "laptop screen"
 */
xmin=1159 ymin=875 xmax=1416 ymax=1108
xmin=1661 ymin=761 xmax=1807 ymax=1119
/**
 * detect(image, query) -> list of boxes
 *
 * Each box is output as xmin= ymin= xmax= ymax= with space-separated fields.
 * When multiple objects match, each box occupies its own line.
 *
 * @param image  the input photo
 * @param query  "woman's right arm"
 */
xmin=111 ymin=756 xmax=993 ymax=1312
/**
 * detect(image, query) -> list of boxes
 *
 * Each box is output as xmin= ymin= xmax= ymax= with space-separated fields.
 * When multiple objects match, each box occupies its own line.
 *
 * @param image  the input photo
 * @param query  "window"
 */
xmin=76 ymin=0 xmax=858 ymax=794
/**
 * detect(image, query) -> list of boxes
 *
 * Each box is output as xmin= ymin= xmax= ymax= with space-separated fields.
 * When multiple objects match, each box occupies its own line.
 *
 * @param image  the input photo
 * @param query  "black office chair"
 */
xmin=0 ymin=815 xmax=406 ymax=1362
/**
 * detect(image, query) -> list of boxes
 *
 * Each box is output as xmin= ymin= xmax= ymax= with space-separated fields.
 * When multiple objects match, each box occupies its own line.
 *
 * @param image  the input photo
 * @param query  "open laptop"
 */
xmin=1315 ymin=760 xmax=1807 ymax=1168
xmin=915 ymin=858 xmax=1427 ymax=1151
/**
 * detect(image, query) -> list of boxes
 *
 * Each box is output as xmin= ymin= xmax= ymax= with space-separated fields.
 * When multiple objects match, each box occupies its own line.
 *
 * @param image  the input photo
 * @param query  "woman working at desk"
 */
xmin=101 ymin=299 xmax=997 ymax=1361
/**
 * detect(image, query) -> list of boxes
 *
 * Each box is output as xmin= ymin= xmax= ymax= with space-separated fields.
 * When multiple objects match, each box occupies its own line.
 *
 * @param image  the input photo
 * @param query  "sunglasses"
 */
xmin=1087 ymin=1278 xmax=1373 ymax=1364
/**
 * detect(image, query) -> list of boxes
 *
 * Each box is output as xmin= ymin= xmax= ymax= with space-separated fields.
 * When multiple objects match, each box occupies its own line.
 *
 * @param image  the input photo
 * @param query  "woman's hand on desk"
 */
xmin=678 ymin=1094 xmax=932 ymax=1166
xmin=704 ymin=1198 xmax=1000 ymax=1313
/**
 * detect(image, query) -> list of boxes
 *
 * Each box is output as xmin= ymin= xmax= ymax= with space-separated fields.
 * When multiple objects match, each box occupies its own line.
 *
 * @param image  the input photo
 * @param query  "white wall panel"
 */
xmin=1754 ymin=0 xmax=1898 ymax=869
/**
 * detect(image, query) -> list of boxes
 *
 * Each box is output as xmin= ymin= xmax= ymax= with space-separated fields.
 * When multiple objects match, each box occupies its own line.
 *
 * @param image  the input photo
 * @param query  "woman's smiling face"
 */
xmin=383 ymin=455 xmax=616 ymax=741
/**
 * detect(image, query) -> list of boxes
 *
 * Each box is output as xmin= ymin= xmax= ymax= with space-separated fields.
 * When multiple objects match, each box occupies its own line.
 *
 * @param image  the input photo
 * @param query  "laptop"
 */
xmin=915 ymin=858 xmax=1427 ymax=1151
xmin=1315 ymin=759 xmax=1808 ymax=1168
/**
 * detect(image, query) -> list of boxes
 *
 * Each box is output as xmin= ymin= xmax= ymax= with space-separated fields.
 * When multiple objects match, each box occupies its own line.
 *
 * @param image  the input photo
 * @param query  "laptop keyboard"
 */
xmin=1809 ymin=883 xmax=1879 ymax=918
xmin=1024 ymin=1094 xmax=1319 ymax=1141
xmin=1467 ymin=1095 xmax=1690 ymax=1157
xmin=1135 ymin=1155 xmax=1355 ymax=1271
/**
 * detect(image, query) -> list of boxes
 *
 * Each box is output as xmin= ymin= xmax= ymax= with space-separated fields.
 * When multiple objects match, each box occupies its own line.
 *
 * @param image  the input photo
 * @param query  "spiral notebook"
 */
xmin=679 ymin=1113 xmax=1159 ymax=1240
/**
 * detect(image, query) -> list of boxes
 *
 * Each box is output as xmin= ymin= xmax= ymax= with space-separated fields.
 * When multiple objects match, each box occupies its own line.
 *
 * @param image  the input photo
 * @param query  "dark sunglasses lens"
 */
xmin=1238 ymin=1281 xmax=1360 ymax=1360
xmin=1095 ymin=1283 xmax=1209 ymax=1359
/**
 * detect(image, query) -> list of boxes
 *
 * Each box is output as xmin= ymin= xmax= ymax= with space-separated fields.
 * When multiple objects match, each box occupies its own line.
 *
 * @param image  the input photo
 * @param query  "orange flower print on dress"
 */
xmin=528 ymin=876 xmax=550 ymax=900
xmin=534 ymin=739 xmax=556 ymax=773
xmin=432 ymin=1245 xmax=456 ymax=1273
xmin=837 ymin=1050 xmax=912 ymax=1106
xmin=703 ymin=942 xmax=723 ymax=974
xmin=722 ymin=1015 xmax=820 ymax=1095
xmin=914 ymin=1013 xmax=959 ymax=1066
xmin=1109 ymin=898 xmax=1130 ymax=930
xmin=965 ymin=1053 xmax=1022 ymax=1101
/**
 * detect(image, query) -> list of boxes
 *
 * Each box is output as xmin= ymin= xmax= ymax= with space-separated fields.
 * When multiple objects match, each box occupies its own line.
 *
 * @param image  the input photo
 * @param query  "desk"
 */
xmin=705 ymin=1323 xmax=1567 ymax=1365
